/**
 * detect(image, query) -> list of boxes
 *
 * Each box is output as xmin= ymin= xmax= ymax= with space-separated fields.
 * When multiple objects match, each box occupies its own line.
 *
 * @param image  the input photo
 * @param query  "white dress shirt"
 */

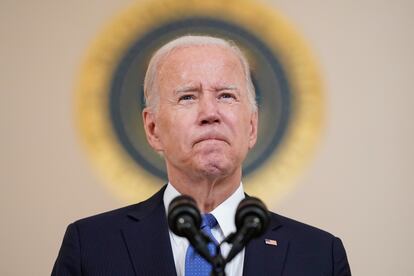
xmin=163 ymin=182 xmax=245 ymax=276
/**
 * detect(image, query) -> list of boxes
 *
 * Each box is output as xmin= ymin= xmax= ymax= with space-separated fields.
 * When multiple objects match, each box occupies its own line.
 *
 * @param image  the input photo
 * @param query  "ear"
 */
xmin=248 ymin=110 xmax=258 ymax=149
xmin=142 ymin=107 xmax=163 ymax=152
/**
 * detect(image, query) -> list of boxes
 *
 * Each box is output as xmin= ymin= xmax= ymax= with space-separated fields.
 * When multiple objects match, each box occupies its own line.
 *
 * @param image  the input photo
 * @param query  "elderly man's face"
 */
xmin=143 ymin=45 xmax=257 ymax=179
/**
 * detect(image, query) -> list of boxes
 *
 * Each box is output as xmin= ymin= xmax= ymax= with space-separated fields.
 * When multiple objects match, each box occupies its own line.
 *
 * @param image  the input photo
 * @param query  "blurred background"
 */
xmin=1 ymin=0 xmax=413 ymax=275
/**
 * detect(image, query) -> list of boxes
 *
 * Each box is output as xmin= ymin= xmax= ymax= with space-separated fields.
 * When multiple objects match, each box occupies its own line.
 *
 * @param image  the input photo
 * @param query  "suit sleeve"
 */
xmin=332 ymin=237 xmax=351 ymax=276
xmin=52 ymin=223 xmax=82 ymax=276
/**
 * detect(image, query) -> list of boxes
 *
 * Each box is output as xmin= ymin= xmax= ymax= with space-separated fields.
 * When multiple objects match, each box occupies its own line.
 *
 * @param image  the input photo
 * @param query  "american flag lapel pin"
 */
xmin=265 ymin=238 xmax=278 ymax=246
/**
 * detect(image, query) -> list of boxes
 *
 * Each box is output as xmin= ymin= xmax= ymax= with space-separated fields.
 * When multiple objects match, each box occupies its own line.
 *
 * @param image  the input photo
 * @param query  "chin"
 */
xmin=196 ymin=157 xmax=234 ymax=178
xmin=200 ymin=165 xmax=226 ymax=177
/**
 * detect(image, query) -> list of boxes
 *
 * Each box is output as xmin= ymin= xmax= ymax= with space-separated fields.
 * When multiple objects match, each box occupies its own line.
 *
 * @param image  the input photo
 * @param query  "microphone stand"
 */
xmin=204 ymin=233 xmax=240 ymax=276
xmin=168 ymin=195 xmax=269 ymax=276
xmin=210 ymin=245 xmax=226 ymax=276
xmin=206 ymin=217 xmax=262 ymax=276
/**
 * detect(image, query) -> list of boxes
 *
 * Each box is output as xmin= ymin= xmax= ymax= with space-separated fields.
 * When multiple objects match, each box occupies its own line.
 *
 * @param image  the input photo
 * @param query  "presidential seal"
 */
xmin=76 ymin=0 xmax=323 ymax=204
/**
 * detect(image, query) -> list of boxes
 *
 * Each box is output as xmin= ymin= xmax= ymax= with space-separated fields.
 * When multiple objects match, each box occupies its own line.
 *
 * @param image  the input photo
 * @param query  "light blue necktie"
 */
xmin=185 ymin=213 xmax=218 ymax=276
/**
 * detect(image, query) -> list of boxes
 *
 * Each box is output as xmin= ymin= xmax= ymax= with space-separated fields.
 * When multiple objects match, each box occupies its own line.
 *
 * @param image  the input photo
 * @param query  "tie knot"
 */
xmin=201 ymin=213 xmax=218 ymax=229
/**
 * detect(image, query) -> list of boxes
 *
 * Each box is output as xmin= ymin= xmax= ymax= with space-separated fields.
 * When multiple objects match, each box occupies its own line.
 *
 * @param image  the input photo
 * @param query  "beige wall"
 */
xmin=1 ymin=1 xmax=413 ymax=275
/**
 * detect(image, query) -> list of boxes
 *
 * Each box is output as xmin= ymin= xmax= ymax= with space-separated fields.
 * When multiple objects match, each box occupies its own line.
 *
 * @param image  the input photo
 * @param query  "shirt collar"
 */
xmin=163 ymin=182 xmax=245 ymax=237
xmin=210 ymin=184 xmax=245 ymax=237
xmin=163 ymin=182 xmax=181 ymax=216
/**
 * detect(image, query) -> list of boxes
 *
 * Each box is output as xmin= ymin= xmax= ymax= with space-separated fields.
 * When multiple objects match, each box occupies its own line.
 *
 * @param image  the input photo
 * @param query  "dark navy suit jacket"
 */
xmin=52 ymin=186 xmax=351 ymax=275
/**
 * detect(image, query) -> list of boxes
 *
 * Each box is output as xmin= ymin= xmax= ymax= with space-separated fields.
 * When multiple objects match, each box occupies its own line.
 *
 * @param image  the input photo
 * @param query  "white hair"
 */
xmin=143 ymin=35 xmax=257 ymax=112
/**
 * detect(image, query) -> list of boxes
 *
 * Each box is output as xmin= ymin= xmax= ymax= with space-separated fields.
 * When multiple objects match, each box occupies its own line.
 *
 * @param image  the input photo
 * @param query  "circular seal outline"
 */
xmin=75 ymin=0 xmax=324 ymax=204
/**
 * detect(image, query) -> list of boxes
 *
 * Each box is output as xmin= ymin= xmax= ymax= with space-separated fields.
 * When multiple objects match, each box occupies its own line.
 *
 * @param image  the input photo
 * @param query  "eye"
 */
xmin=219 ymin=92 xmax=237 ymax=100
xmin=178 ymin=94 xmax=195 ymax=102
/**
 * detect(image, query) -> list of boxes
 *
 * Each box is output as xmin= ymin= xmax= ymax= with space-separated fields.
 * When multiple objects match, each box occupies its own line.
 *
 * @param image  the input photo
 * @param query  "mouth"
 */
xmin=193 ymin=133 xmax=229 ymax=146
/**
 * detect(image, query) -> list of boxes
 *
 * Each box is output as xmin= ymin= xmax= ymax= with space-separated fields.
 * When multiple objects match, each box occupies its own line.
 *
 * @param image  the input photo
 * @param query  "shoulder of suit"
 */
xmin=270 ymin=212 xmax=338 ymax=241
xmin=71 ymin=185 xmax=166 ymax=229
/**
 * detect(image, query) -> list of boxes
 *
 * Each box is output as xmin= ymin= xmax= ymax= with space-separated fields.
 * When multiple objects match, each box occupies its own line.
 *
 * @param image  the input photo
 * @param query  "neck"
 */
xmin=167 ymin=167 xmax=242 ymax=213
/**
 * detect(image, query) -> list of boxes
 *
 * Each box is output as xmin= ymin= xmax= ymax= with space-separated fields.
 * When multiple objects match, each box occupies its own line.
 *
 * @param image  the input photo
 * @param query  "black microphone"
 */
xmin=225 ymin=197 xmax=270 ymax=262
xmin=167 ymin=195 xmax=213 ymax=262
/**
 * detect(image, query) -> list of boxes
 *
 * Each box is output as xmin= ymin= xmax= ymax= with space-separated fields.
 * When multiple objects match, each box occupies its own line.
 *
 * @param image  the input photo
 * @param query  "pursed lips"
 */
xmin=193 ymin=133 xmax=229 ymax=146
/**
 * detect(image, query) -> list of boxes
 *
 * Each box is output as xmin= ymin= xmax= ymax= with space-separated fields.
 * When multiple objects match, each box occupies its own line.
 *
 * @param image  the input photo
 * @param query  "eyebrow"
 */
xmin=174 ymin=84 xmax=239 ymax=94
xmin=216 ymin=85 xmax=238 ymax=91
xmin=174 ymin=84 xmax=201 ymax=94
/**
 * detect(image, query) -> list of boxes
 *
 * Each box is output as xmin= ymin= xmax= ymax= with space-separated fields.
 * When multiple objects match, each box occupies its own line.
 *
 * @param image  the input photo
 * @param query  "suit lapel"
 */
xmin=121 ymin=187 xmax=177 ymax=276
xmin=243 ymin=214 xmax=289 ymax=276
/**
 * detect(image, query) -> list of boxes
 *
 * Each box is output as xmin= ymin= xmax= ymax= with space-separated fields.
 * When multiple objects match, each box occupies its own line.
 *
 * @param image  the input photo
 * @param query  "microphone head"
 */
xmin=235 ymin=197 xmax=270 ymax=238
xmin=168 ymin=195 xmax=201 ymax=237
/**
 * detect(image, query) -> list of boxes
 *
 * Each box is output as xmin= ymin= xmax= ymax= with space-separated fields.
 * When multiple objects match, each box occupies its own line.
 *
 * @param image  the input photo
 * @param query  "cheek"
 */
xmin=159 ymin=113 xmax=192 ymax=148
xmin=228 ymin=113 xmax=254 ymax=150
xmin=223 ymin=109 xmax=251 ymax=134
xmin=221 ymin=106 xmax=240 ymax=124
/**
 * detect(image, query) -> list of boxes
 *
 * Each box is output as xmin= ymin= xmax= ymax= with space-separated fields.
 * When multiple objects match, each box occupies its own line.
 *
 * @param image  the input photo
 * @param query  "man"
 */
xmin=53 ymin=35 xmax=351 ymax=275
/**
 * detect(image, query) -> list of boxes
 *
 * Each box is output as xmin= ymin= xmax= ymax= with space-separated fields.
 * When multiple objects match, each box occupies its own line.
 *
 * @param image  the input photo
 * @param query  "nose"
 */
xmin=198 ymin=95 xmax=221 ymax=125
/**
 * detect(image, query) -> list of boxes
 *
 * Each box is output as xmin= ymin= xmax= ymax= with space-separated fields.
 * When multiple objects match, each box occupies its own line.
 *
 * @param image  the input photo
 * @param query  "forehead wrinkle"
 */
xmin=215 ymin=84 xmax=238 ymax=91
xmin=159 ymin=46 xmax=247 ymax=98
